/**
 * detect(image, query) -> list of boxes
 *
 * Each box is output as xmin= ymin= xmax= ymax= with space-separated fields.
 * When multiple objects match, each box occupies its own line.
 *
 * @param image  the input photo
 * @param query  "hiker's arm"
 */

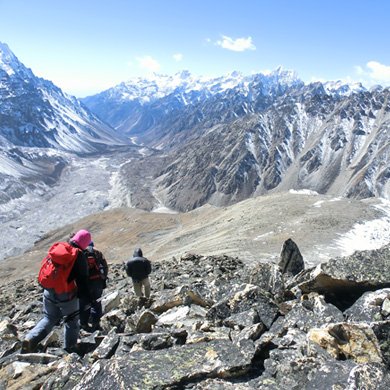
xmin=102 ymin=254 xmax=109 ymax=278
xmin=146 ymin=259 xmax=152 ymax=275
xmin=73 ymin=252 xmax=91 ymax=300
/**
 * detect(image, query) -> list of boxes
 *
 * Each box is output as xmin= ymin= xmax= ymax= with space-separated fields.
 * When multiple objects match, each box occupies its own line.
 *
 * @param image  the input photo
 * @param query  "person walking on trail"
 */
xmin=21 ymin=229 xmax=92 ymax=353
xmin=125 ymin=248 xmax=152 ymax=298
xmin=79 ymin=241 xmax=108 ymax=331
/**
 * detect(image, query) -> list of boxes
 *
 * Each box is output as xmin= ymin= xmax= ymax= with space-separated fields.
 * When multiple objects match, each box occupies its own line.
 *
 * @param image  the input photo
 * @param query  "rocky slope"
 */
xmin=2 ymin=191 xmax=389 ymax=282
xmin=109 ymin=83 xmax=390 ymax=211
xmin=1 ymin=242 xmax=390 ymax=389
xmin=82 ymin=69 xmax=390 ymax=211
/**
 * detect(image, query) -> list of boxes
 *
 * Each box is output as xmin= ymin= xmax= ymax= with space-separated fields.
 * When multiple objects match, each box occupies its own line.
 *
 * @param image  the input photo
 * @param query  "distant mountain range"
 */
xmin=1 ymin=41 xmax=389 ymax=215
xmin=0 ymin=42 xmax=130 ymax=207
xmin=82 ymin=64 xmax=389 ymax=211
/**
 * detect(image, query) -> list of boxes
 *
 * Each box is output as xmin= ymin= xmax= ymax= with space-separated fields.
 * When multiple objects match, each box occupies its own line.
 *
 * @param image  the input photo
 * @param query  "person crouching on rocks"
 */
xmin=79 ymin=241 xmax=108 ymax=332
xmin=21 ymin=229 xmax=92 ymax=354
xmin=125 ymin=248 xmax=152 ymax=298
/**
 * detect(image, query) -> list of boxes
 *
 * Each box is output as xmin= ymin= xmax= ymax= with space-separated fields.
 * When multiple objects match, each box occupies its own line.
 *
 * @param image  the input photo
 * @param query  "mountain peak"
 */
xmin=0 ymin=41 xmax=34 ymax=79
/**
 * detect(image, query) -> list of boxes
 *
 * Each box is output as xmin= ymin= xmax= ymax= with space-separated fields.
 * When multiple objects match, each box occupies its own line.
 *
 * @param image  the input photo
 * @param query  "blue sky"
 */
xmin=1 ymin=0 xmax=389 ymax=97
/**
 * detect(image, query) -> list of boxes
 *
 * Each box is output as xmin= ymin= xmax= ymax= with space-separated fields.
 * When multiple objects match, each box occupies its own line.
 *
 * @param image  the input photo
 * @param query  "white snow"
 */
xmin=289 ymin=189 xmax=319 ymax=196
xmin=336 ymin=199 xmax=390 ymax=255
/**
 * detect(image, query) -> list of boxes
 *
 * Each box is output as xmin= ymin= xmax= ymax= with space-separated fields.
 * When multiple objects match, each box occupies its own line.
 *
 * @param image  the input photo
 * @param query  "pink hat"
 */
xmin=71 ymin=229 xmax=92 ymax=250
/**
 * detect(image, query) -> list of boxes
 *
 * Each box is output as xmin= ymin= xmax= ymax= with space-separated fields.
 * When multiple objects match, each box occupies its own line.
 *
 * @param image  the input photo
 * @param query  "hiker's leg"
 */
xmin=59 ymin=296 xmax=79 ymax=349
xmin=90 ymin=288 xmax=103 ymax=329
xmin=79 ymin=297 xmax=91 ymax=328
xmin=143 ymin=278 xmax=151 ymax=298
xmin=133 ymin=280 xmax=143 ymax=297
xmin=25 ymin=290 xmax=62 ymax=345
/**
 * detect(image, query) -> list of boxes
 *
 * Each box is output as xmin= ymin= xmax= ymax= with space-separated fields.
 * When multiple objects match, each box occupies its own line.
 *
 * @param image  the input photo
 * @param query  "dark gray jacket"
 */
xmin=125 ymin=248 xmax=151 ymax=282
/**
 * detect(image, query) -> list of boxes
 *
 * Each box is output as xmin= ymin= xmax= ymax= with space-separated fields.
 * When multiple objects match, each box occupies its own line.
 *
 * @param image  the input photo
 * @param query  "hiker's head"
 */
xmin=87 ymin=241 xmax=94 ymax=253
xmin=71 ymin=229 xmax=92 ymax=250
xmin=134 ymin=248 xmax=143 ymax=257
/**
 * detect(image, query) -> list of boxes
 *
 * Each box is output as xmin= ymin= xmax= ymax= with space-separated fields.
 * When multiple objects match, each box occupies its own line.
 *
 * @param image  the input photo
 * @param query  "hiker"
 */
xmin=125 ymin=248 xmax=152 ymax=298
xmin=21 ymin=229 xmax=92 ymax=353
xmin=79 ymin=242 xmax=108 ymax=331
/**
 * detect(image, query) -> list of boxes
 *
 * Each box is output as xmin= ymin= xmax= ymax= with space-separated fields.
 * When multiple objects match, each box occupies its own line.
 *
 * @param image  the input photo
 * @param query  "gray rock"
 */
xmin=270 ymin=293 xmax=344 ymax=336
xmin=371 ymin=321 xmax=390 ymax=367
xmin=89 ymin=331 xmax=119 ymax=361
xmin=74 ymin=340 xmax=255 ymax=389
xmin=207 ymin=284 xmax=279 ymax=329
xmin=135 ymin=309 xmax=158 ymax=333
xmin=101 ymin=291 xmax=121 ymax=314
xmin=296 ymin=244 xmax=390 ymax=310
xmin=248 ymin=262 xmax=285 ymax=300
xmin=345 ymin=288 xmax=390 ymax=322
xmin=41 ymin=353 xmax=87 ymax=390
xmin=306 ymin=361 xmax=390 ymax=390
xmin=16 ymin=352 xmax=59 ymax=364
xmin=100 ymin=309 xmax=127 ymax=333
xmin=278 ymin=238 xmax=304 ymax=276
xmin=223 ymin=308 xmax=259 ymax=330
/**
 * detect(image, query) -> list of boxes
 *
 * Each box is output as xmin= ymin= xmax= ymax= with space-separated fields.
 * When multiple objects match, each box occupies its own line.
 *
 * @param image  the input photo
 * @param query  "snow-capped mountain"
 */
xmin=82 ymin=67 xmax=303 ymax=147
xmin=82 ymin=70 xmax=389 ymax=211
xmin=0 ymin=42 xmax=131 ymax=211
xmin=0 ymin=42 xmax=128 ymax=153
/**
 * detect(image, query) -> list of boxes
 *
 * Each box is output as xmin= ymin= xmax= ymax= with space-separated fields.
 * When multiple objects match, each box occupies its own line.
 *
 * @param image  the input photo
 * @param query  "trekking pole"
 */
xmin=62 ymin=294 xmax=106 ymax=324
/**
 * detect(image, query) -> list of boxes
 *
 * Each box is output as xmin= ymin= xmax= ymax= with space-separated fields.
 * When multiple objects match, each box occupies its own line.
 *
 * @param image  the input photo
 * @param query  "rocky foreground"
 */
xmin=1 ymin=241 xmax=390 ymax=389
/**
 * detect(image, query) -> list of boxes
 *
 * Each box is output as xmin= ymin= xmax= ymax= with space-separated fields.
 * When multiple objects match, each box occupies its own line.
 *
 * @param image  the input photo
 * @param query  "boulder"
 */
xmin=100 ymin=309 xmax=127 ymax=333
xmin=248 ymin=263 xmax=285 ymax=300
xmin=89 ymin=331 xmax=120 ymax=361
xmin=207 ymin=284 xmax=279 ymax=329
xmin=296 ymin=244 xmax=390 ymax=310
xmin=308 ymin=322 xmax=383 ymax=364
xmin=74 ymin=340 xmax=255 ymax=389
xmin=101 ymin=291 xmax=121 ymax=314
xmin=135 ymin=309 xmax=158 ymax=333
xmin=278 ymin=238 xmax=304 ymax=276
xmin=345 ymin=288 xmax=390 ymax=322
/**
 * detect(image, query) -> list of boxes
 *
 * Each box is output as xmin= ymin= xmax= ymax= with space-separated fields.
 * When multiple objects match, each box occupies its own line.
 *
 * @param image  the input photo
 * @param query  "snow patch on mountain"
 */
xmin=335 ymin=198 xmax=390 ymax=255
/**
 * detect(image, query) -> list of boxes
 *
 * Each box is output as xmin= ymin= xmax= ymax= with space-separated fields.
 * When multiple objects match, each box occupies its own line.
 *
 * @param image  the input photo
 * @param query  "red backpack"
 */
xmin=38 ymin=242 xmax=80 ymax=294
xmin=86 ymin=250 xmax=106 ymax=281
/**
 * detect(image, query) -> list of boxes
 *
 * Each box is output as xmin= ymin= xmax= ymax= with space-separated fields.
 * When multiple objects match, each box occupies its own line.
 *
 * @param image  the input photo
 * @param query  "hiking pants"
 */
xmin=25 ymin=289 xmax=79 ymax=349
xmin=80 ymin=286 xmax=103 ymax=326
xmin=133 ymin=277 xmax=151 ymax=298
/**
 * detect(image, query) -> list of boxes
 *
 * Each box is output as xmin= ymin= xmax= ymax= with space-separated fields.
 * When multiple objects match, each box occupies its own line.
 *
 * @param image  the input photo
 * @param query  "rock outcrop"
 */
xmin=1 ymin=246 xmax=390 ymax=389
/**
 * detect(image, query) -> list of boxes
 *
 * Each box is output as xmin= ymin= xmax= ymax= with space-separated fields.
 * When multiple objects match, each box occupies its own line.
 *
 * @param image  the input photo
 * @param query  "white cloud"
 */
xmin=216 ymin=35 xmax=256 ymax=52
xmin=366 ymin=61 xmax=390 ymax=82
xmin=136 ymin=56 xmax=161 ymax=72
xmin=173 ymin=53 xmax=183 ymax=62
xmin=354 ymin=61 xmax=390 ymax=86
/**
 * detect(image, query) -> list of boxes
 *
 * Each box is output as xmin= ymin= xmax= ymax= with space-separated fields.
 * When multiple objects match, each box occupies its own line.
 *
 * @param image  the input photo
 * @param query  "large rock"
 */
xmin=265 ymin=293 xmax=344 ymax=337
xmin=295 ymin=244 xmax=390 ymax=309
xmin=278 ymin=238 xmax=304 ymax=276
xmin=207 ymin=284 xmax=279 ymax=329
xmin=248 ymin=263 xmax=285 ymax=301
xmin=74 ymin=340 xmax=255 ymax=389
xmin=371 ymin=321 xmax=390 ymax=367
xmin=345 ymin=288 xmax=390 ymax=322
xmin=308 ymin=323 xmax=383 ymax=364
xmin=135 ymin=310 xmax=158 ymax=333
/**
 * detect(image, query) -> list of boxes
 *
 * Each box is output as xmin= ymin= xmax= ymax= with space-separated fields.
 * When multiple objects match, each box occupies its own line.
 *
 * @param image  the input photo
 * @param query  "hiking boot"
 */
xmin=21 ymin=338 xmax=36 ymax=354
xmin=80 ymin=323 xmax=91 ymax=332
xmin=90 ymin=322 xmax=101 ymax=332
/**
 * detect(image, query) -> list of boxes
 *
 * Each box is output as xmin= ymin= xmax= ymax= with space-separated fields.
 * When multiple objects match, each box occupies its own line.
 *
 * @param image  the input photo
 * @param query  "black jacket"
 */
xmin=67 ymin=242 xmax=90 ymax=300
xmin=125 ymin=248 xmax=151 ymax=282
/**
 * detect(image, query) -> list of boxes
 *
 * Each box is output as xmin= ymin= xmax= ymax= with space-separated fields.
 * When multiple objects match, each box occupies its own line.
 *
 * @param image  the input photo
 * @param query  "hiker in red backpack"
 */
xmin=21 ymin=229 xmax=92 ymax=354
xmin=79 ymin=241 xmax=108 ymax=331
